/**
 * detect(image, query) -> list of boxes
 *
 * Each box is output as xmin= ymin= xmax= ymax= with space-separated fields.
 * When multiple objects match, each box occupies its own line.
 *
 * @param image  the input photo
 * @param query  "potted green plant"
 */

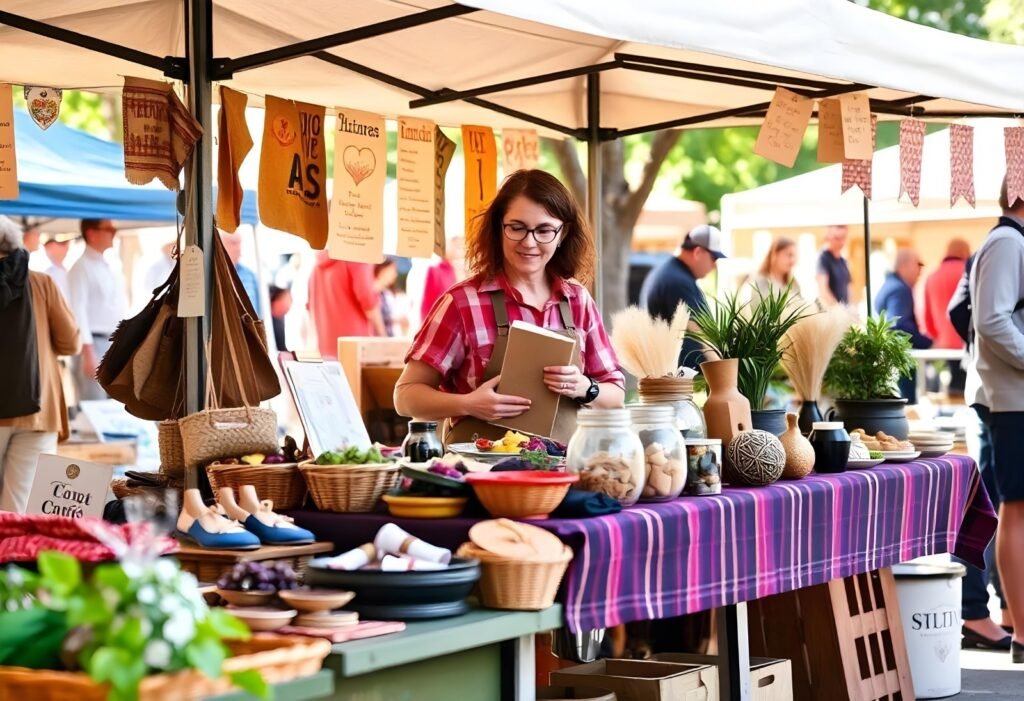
xmin=823 ymin=313 xmax=916 ymax=439
xmin=690 ymin=285 xmax=808 ymax=436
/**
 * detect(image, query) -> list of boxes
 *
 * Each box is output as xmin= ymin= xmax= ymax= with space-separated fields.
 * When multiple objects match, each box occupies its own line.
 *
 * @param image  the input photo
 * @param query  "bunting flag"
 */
xmin=1005 ymin=126 xmax=1024 ymax=209
xmin=328 ymin=107 xmax=387 ymax=263
xmin=462 ymin=125 xmax=498 ymax=231
xmin=841 ymin=115 xmax=877 ymax=199
xmin=950 ymin=124 xmax=976 ymax=207
xmin=122 ymin=77 xmax=202 ymax=191
xmin=434 ymin=126 xmax=457 ymax=258
xmin=502 ymin=128 xmax=540 ymax=174
xmin=23 ymin=86 xmax=62 ymax=130
xmin=0 ymin=84 xmax=17 ymax=199
xmin=396 ymin=116 xmax=438 ymax=258
xmin=898 ymin=118 xmax=925 ymax=207
xmin=215 ymin=87 xmax=253 ymax=233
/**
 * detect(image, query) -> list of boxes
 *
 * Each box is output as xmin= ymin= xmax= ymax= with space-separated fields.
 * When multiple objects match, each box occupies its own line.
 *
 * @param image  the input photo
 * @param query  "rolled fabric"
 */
xmin=380 ymin=554 xmax=448 ymax=572
xmin=324 ymin=542 xmax=377 ymax=571
xmin=374 ymin=523 xmax=452 ymax=565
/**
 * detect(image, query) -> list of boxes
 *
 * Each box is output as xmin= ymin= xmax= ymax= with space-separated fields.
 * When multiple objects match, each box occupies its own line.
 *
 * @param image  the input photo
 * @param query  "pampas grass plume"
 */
xmin=781 ymin=305 xmax=855 ymax=400
xmin=611 ymin=304 xmax=689 ymax=379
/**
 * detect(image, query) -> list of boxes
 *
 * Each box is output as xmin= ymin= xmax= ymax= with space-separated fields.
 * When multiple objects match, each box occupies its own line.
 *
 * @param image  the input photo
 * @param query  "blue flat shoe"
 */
xmin=242 ymin=513 xmax=315 ymax=546
xmin=176 ymin=489 xmax=261 ymax=550
xmin=220 ymin=485 xmax=316 ymax=546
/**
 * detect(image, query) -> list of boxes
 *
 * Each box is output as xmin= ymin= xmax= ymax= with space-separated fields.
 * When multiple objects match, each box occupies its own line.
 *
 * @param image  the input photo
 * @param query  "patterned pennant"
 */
xmin=23 ymin=87 xmax=62 ymax=130
xmin=898 ymin=119 xmax=925 ymax=206
xmin=842 ymin=115 xmax=877 ymax=199
xmin=950 ymin=124 xmax=975 ymax=208
xmin=1005 ymin=126 xmax=1024 ymax=209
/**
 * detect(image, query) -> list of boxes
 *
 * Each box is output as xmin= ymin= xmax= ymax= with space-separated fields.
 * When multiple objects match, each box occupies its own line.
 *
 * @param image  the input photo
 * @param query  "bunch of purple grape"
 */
xmin=427 ymin=463 xmax=464 ymax=480
xmin=217 ymin=561 xmax=298 ymax=592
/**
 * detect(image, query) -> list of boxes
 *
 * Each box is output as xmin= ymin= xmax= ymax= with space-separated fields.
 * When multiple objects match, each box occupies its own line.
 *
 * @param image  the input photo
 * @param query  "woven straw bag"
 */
xmin=158 ymin=419 xmax=185 ymax=476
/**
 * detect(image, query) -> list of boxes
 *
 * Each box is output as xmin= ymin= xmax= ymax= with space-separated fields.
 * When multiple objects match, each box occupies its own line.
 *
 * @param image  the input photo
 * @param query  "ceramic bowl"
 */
xmin=277 ymin=587 xmax=355 ymax=612
xmin=216 ymin=588 xmax=275 ymax=607
xmin=381 ymin=494 xmax=469 ymax=518
xmin=225 ymin=606 xmax=296 ymax=631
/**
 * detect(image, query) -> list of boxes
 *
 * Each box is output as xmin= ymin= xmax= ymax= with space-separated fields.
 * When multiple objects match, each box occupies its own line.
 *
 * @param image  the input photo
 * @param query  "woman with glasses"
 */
xmin=395 ymin=170 xmax=624 ymax=444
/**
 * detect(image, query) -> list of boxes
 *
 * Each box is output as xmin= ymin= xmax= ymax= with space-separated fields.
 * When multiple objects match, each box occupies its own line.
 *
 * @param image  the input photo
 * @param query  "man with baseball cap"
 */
xmin=640 ymin=224 xmax=726 ymax=368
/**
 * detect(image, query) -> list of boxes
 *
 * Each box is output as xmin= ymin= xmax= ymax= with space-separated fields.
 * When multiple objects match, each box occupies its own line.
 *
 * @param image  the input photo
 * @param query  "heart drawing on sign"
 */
xmin=343 ymin=146 xmax=376 ymax=186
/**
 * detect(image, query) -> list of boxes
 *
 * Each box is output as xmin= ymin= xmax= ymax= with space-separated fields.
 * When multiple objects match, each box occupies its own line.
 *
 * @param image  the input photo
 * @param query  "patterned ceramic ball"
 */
xmin=726 ymin=429 xmax=786 ymax=486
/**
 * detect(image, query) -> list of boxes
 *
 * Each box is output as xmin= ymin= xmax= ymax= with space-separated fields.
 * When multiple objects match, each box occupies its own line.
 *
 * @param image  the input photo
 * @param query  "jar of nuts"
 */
xmin=628 ymin=403 xmax=687 ymax=502
xmin=566 ymin=408 xmax=646 ymax=506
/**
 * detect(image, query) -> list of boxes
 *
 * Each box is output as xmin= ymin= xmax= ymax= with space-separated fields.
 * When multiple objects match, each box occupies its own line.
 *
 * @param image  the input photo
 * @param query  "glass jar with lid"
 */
xmin=402 ymin=421 xmax=444 ymax=463
xmin=638 ymin=376 xmax=707 ymax=439
xmin=566 ymin=408 xmax=646 ymax=506
xmin=628 ymin=403 xmax=687 ymax=501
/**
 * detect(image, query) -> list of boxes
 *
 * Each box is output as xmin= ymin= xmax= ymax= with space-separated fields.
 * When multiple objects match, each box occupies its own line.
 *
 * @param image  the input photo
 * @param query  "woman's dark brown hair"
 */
xmin=466 ymin=170 xmax=595 ymax=285
xmin=757 ymin=236 xmax=797 ymax=282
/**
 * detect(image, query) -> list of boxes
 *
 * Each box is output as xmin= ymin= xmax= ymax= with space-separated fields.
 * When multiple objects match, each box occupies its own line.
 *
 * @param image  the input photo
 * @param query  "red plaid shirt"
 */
xmin=407 ymin=274 xmax=624 ymax=395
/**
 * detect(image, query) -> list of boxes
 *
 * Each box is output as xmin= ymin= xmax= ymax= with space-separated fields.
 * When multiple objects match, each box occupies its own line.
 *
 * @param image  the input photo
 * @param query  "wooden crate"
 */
xmin=175 ymin=541 xmax=333 ymax=584
xmin=747 ymin=568 xmax=914 ymax=701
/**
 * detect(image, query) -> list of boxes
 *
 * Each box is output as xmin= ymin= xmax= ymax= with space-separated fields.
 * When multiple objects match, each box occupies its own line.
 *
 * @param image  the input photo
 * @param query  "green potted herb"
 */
xmin=824 ymin=313 xmax=915 ymax=439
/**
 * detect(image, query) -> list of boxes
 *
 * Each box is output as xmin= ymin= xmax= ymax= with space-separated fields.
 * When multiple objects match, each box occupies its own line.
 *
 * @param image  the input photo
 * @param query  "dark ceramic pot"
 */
xmin=827 ymin=398 xmax=909 ymax=440
xmin=750 ymin=409 xmax=787 ymax=436
xmin=798 ymin=400 xmax=823 ymax=435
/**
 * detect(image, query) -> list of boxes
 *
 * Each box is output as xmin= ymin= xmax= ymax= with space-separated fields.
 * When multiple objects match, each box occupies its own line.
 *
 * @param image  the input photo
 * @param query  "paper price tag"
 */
xmin=178 ymin=244 xmax=205 ymax=317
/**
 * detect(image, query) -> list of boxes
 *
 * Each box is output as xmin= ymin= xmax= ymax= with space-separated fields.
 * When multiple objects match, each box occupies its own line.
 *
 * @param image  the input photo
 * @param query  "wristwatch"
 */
xmin=577 ymin=376 xmax=600 ymax=405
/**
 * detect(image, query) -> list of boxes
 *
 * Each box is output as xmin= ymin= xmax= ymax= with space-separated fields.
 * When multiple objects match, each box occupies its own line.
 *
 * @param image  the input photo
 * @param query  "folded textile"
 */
xmin=551 ymin=489 xmax=623 ymax=518
xmin=122 ymin=76 xmax=202 ymax=190
xmin=0 ymin=513 xmax=177 ymax=563
xmin=216 ymin=86 xmax=253 ymax=232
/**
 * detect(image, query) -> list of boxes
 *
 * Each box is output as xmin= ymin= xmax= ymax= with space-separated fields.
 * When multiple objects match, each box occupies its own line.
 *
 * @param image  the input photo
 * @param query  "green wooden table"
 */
xmin=324 ymin=606 xmax=563 ymax=701
xmin=206 ymin=669 xmax=334 ymax=701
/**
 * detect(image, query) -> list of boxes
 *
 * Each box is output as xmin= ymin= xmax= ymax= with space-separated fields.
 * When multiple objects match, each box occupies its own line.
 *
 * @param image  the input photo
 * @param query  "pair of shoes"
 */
xmin=218 ymin=485 xmax=315 ymax=546
xmin=1013 ymin=639 xmax=1024 ymax=664
xmin=176 ymin=488 xmax=260 ymax=550
xmin=962 ymin=625 xmax=1012 ymax=651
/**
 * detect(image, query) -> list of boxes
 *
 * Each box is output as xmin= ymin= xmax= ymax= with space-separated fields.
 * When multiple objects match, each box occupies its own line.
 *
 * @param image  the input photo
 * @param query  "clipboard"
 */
xmin=278 ymin=351 xmax=372 ymax=457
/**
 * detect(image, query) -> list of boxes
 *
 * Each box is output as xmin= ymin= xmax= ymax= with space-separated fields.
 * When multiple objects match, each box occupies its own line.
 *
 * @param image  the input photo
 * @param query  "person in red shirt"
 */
xmin=420 ymin=235 xmax=465 ymax=321
xmin=307 ymin=252 xmax=385 ymax=359
xmin=922 ymin=238 xmax=971 ymax=349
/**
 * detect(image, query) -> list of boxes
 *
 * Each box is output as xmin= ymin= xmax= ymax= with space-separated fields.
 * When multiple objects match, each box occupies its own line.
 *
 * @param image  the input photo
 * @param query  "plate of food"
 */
xmin=847 ymin=458 xmax=885 ymax=470
xmin=850 ymin=429 xmax=915 ymax=453
xmin=449 ymin=432 xmax=567 ymax=465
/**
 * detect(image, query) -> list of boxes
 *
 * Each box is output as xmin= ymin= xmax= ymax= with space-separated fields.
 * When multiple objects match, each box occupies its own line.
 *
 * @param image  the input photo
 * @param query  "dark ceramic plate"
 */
xmin=348 ymin=599 xmax=471 ymax=621
xmin=399 ymin=465 xmax=470 ymax=494
xmin=307 ymin=556 xmax=481 ymax=611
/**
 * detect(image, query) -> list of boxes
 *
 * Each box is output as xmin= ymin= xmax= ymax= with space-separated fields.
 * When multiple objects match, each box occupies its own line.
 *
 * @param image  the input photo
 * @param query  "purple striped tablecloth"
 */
xmin=290 ymin=455 xmax=995 ymax=633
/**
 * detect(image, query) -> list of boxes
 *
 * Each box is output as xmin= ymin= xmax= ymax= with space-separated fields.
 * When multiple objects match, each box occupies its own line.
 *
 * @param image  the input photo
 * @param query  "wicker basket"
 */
xmin=206 ymin=462 xmax=308 ymax=510
xmin=300 ymin=462 xmax=399 ymax=513
xmin=457 ymin=542 xmax=573 ymax=610
xmin=158 ymin=420 xmax=185 ymax=477
xmin=471 ymin=481 xmax=572 ymax=520
xmin=0 ymin=634 xmax=331 ymax=701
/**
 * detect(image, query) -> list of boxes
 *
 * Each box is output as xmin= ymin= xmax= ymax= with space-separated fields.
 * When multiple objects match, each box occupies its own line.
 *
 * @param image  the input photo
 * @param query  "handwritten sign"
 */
xmin=396 ymin=116 xmax=437 ymax=258
xmin=26 ymin=454 xmax=113 ymax=519
xmin=502 ymin=128 xmax=540 ymax=174
xmin=840 ymin=93 xmax=873 ymax=161
xmin=328 ymin=108 xmax=387 ymax=264
xmin=816 ymin=98 xmax=845 ymax=163
xmin=434 ymin=127 xmax=456 ymax=258
xmin=754 ymin=88 xmax=813 ymax=168
xmin=462 ymin=125 xmax=498 ymax=235
xmin=177 ymin=245 xmax=204 ymax=317
xmin=0 ymin=84 xmax=19 ymax=199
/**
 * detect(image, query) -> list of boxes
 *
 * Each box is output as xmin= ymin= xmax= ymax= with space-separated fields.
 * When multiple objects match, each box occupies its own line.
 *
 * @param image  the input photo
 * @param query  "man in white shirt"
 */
xmin=41 ymin=233 xmax=73 ymax=302
xmin=68 ymin=219 xmax=128 ymax=401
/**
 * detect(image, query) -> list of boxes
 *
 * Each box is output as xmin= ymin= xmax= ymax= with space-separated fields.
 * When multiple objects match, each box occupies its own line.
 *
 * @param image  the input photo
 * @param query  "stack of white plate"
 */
xmin=908 ymin=431 xmax=955 ymax=458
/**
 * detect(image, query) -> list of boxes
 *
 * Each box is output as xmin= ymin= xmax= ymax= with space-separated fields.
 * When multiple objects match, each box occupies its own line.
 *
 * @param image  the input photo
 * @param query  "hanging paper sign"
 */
xmin=178 ymin=245 xmax=205 ymax=318
xmin=122 ymin=77 xmax=202 ymax=191
xmin=396 ymin=116 xmax=438 ymax=258
xmin=434 ymin=127 xmax=457 ymax=258
xmin=502 ymin=128 xmax=540 ymax=174
xmin=840 ymin=94 xmax=873 ymax=161
xmin=816 ymin=98 xmax=845 ymax=163
xmin=899 ymin=118 xmax=925 ymax=207
xmin=26 ymin=454 xmax=113 ymax=520
xmin=258 ymin=96 xmax=328 ymax=248
xmin=754 ymin=87 xmax=813 ymax=168
xmin=462 ymin=125 xmax=499 ymax=232
xmin=842 ymin=115 xmax=877 ymax=199
xmin=216 ymin=87 xmax=253 ymax=234
xmin=950 ymin=124 xmax=976 ymax=208
xmin=23 ymin=86 xmax=62 ymax=130
xmin=328 ymin=108 xmax=387 ymax=264
xmin=1004 ymin=126 xmax=1024 ymax=209
xmin=0 ymin=84 xmax=17 ymax=199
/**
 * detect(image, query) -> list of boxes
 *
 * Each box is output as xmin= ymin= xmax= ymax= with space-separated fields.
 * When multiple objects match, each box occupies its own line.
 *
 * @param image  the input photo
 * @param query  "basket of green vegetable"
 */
xmin=299 ymin=446 xmax=398 ymax=513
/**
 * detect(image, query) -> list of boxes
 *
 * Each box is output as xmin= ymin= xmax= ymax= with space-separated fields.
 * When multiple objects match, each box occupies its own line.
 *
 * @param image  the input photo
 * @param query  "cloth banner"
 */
xmin=23 ymin=87 xmax=62 ymax=130
xmin=0 ymin=84 xmax=18 ymax=199
xmin=841 ymin=115 xmax=877 ymax=199
xmin=258 ymin=96 xmax=328 ymax=248
xmin=754 ymin=87 xmax=813 ymax=168
xmin=434 ymin=127 xmax=457 ymax=257
xmin=898 ymin=118 xmax=925 ymax=207
xmin=328 ymin=108 xmax=387 ymax=264
xmin=502 ymin=128 xmax=540 ymax=174
xmin=1005 ymin=126 xmax=1024 ymax=209
xmin=950 ymin=124 xmax=976 ymax=208
xmin=216 ymin=87 xmax=253 ymax=233
xmin=462 ymin=125 xmax=498 ymax=233
xmin=122 ymin=77 xmax=202 ymax=191
xmin=396 ymin=116 xmax=438 ymax=258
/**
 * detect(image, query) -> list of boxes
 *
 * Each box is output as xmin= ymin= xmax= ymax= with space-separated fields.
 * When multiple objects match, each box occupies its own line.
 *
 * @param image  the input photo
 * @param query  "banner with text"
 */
xmin=329 ymin=108 xmax=387 ymax=263
xmin=462 ymin=125 xmax=498 ymax=235
xmin=502 ymin=128 xmax=540 ymax=174
xmin=434 ymin=127 xmax=457 ymax=257
xmin=0 ymin=84 xmax=17 ymax=199
xmin=397 ymin=117 xmax=438 ymax=258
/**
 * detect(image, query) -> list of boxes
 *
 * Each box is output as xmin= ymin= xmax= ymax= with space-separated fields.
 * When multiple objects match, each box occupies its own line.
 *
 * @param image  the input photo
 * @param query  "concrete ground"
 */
xmin=960 ymin=649 xmax=1024 ymax=699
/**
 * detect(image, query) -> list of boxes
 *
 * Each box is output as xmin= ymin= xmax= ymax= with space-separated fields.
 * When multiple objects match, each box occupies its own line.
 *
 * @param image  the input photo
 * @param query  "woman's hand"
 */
xmin=543 ymin=365 xmax=587 ymax=400
xmin=463 ymin=375 xmax=531 ymax=422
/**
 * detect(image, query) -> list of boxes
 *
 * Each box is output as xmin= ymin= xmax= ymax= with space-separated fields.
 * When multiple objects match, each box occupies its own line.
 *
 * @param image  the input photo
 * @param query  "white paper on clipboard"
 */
xmin=283 ymin=360 xmax=371 ymax=456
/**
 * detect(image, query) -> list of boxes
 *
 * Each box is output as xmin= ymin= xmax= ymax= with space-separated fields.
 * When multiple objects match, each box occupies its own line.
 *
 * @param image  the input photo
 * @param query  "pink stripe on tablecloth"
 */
xmin=900 ymin=464 xmax=915 ymax=562
xmin=635 ymin=509 xmax=657 ymax=621
xmin=686 ymin=506 xmax=700 ymax=611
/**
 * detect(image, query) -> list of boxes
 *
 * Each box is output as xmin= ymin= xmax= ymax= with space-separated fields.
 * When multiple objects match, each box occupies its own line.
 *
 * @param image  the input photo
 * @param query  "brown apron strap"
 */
xmin=490 ymin=290 xmax=509 ymax=336
xmin=558 ymin=298 xmax=575 ymax=331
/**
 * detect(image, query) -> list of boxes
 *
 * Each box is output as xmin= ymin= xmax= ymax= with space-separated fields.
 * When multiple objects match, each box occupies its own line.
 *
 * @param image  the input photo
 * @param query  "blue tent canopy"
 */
xmin=0 ymin=109 xmax=259 ymax=229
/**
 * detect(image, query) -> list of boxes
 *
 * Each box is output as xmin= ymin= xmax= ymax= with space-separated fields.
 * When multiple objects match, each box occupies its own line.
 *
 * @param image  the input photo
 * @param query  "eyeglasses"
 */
xmin=502 ymin=222 xmax=563 ymax=244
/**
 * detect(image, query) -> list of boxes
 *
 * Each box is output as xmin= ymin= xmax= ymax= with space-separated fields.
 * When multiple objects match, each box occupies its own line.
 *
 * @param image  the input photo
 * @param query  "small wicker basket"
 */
xmin=158 ymin=419 xmax=185 ymax=477
xmin=457 ymin=542 xmax=573 ymax=610
xmin=471 ymin=481 xmax=572 ymax=520
xmin=299 ymin=462 xmax=399 ymax=513
xmin=206 ymin=462 xmax=308 ymax=510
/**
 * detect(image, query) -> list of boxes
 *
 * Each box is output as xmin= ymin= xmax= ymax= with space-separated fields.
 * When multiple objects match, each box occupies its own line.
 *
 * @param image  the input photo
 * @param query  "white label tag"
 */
xmin=178 ymin=245 xmax=204 ymax=317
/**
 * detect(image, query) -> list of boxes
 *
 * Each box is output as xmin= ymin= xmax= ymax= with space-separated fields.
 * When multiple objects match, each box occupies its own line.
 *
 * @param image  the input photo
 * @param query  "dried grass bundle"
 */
xmin=611 ymin=303 xmax=689 ymax=379
xmin=781 ymin=305 xmax=855 ymax=400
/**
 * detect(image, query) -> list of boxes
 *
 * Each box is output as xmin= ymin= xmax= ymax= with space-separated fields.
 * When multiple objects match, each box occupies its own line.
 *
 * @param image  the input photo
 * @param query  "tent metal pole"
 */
xmin=183 ymin=0 xmax=214 ymax=491
xmin=863 ymin=195 xmax=872 ymax=314
xmin=587 ymin=73 xmax=603 ymax=310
